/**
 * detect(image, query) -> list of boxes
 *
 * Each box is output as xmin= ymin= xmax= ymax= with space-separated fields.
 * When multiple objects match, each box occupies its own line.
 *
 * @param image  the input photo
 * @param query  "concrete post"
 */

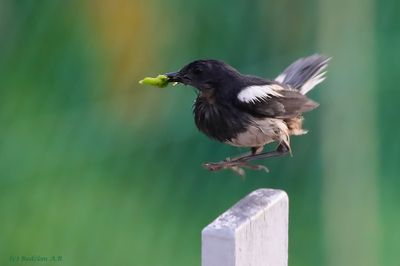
xmin=202 ymin=189 xmax=289 ymax=266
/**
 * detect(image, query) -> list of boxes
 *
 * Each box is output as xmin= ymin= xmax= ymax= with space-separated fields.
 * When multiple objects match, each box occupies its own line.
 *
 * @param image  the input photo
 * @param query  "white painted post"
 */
xmin=202 ymin=189 xmax=288 ymax=266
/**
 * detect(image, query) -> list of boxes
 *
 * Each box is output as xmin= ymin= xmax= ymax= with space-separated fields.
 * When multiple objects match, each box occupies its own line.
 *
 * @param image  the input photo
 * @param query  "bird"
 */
xmin=165 ymin=55 xmax=330 ymax=175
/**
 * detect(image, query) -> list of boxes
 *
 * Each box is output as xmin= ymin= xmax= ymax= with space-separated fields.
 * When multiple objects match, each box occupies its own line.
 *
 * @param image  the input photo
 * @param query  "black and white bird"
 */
xmin=165 ymin=55 xmax=330 ymax=174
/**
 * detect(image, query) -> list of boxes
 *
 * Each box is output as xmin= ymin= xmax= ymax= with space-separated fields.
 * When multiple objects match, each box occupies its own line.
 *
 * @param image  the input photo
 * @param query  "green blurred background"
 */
xmin=1 ymin=0 xmax=399 ymax=265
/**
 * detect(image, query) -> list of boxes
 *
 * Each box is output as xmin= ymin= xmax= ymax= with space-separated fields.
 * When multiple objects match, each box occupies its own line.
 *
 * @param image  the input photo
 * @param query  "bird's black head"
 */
xmin=165 ymin=60 xmax=241 ymax=91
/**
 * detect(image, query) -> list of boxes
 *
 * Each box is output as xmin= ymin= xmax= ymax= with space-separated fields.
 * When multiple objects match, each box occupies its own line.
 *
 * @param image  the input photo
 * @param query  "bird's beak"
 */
xmin=165 ymin=71 xmax=182 ymax=83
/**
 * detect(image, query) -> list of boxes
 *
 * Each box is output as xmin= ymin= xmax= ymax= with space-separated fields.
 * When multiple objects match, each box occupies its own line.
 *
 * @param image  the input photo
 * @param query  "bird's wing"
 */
xmin=234 ymin=83 xmax=319 ymax=118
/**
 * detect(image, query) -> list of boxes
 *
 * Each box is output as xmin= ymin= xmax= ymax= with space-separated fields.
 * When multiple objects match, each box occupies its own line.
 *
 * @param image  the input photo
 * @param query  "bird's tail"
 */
xmin=275 ymin=54 xmax=331 ymax=95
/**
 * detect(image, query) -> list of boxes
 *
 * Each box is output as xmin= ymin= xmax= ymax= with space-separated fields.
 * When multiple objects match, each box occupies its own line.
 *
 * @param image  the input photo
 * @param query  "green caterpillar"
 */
xmin=139 ymin=75 xmax=170 ymax=88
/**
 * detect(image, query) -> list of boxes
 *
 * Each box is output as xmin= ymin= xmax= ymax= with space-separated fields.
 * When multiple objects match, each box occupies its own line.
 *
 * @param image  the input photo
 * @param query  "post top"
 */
xmin=202 ymin=189 xmax=288 ymax=239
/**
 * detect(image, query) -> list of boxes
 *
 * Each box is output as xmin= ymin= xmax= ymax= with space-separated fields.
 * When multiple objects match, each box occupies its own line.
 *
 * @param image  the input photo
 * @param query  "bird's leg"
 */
xmin=203 ymin=159 xmax=269 ymax=176
xmin=224 ymin=146 xmax=264 ymax=161
xmin=202 ymin=144 xmax=289 ymax=174
xmin=233 ymin=143 xmax=290 ymax=163
xmin=203 ymin=146 xmax=266 ymax=173
xmin=203 ymin=146 xmax=262 ymax=169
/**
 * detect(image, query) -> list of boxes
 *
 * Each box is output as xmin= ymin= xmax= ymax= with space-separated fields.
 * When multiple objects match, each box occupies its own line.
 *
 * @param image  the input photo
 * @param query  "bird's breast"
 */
xmin=193 ymin=96 xmax=250 ymax=142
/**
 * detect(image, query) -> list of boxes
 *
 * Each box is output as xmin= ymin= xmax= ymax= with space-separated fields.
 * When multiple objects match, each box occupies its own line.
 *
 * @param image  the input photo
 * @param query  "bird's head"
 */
xmin=165 ymin=60 xmax=241 ymax=92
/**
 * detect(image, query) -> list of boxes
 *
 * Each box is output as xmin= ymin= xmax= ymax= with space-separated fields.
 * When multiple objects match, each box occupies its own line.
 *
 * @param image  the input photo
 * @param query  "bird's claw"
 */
xmin=202 ymin=159 xmax=269 ymax=176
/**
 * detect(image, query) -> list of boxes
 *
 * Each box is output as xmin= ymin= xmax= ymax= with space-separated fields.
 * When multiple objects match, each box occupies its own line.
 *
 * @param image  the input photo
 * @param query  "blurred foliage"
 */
xmin=0 ymin=0 xmax=399 ymax=265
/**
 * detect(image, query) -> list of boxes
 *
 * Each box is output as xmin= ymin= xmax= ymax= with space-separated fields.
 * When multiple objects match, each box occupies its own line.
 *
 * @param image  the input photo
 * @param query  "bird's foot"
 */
xmin=202 ymin=158 xmax=269 ymax=176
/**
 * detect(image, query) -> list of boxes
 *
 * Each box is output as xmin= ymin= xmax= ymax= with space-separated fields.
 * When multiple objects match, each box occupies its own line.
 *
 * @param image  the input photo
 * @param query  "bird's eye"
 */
xmin=193 ymin=67 xmax=202 ymax=75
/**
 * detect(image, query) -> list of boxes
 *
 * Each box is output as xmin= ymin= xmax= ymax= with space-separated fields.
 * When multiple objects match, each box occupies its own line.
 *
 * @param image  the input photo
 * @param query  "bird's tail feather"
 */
xmin=275 ymin=54 xmax=331 ymax=95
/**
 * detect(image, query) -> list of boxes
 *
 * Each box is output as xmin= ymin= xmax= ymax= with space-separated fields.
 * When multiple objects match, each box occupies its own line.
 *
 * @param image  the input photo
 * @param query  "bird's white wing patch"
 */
xmin=237 ymin=84 xmax=283 ymax=103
